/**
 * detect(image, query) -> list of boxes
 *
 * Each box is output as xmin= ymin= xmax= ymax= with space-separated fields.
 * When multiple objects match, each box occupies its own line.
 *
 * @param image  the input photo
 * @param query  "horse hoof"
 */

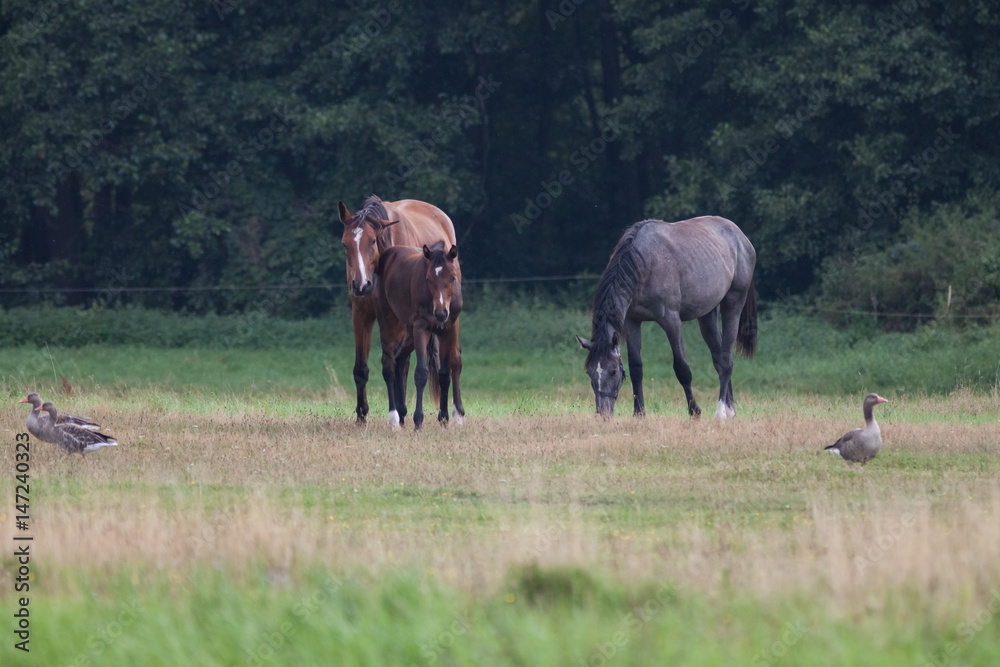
xmin=387 ymin=410 xmax=401 ymax=431
xmin=451 ymin=407 xmax=464 ymax=425
xmin=438 ymin=414 xmax=449 ymax=426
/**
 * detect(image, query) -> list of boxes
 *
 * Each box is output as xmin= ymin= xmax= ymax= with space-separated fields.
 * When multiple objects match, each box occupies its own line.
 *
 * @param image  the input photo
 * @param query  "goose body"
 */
xmin=20 ymin=393 xmax=100 ymax=442
xmin=825 ymin=393 xmax=888 ymax=466
xmin=37 ymin=402 xmax=118 ymax=459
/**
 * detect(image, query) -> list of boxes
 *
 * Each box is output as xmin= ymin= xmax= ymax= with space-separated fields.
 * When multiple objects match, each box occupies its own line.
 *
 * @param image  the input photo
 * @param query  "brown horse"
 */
xmin=374 ymin=241 xmax=464 ymax=431
xmin=339 ymin=195 xmax=456 ymax=423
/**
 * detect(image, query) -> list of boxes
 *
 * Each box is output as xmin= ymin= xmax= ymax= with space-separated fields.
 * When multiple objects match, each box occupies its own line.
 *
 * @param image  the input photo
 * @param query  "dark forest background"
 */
xmin=2 ymin=0 xmax=1000 ymax=327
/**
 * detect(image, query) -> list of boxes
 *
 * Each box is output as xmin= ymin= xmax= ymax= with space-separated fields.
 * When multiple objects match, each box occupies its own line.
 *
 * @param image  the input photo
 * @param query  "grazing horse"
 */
xmin=374 ymin=242 xmax=464 ymax=431
xmin=576 ymin=216 xmax=757 ymax=419
xmin=339 ymin=195 xmax=456 ymax=423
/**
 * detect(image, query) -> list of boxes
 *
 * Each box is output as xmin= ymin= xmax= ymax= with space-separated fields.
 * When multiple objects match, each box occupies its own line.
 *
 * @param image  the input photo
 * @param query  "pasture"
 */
xmin=2 ymin=304 xmax=1000 ymax=665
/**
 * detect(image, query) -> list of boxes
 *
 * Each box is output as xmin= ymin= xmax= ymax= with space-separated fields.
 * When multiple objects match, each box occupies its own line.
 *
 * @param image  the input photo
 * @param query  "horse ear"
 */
xmin=338 ymin=201 xmax=352 ymax=226
xmin=611 ymin=331 xmax=621 ymax=350
xmin=447 ymin=244 xmax=458 ymax=260
xmin=576 ymin=335 xmax=593 ymax=350
xmin=422 ymin=245 xmax=432 ymax=259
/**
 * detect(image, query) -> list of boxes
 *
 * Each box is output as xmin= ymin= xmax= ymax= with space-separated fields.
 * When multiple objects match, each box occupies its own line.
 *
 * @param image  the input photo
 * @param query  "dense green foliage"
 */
xmin=3 ymin=0 xmax=1000 ymax=320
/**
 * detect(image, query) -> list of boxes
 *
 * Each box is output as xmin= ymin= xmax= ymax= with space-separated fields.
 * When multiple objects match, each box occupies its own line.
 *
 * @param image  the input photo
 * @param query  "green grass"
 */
xmin=2 ymin=303 xmax=1000 ymax=665
xmin=9 ymin=568 xmax=998 ymax=667
xmin=3 ymin=306 xmax=1000 ymax=404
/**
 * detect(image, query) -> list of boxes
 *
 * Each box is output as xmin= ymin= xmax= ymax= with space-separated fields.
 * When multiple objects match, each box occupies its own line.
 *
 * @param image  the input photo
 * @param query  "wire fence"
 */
xmin=2 ymin=275 xmax=998 ymax=320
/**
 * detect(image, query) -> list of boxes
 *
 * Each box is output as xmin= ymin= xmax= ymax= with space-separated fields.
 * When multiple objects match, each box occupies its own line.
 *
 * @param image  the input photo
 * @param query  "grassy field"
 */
xmin=1 ymin=305 xmax=999 ymax=665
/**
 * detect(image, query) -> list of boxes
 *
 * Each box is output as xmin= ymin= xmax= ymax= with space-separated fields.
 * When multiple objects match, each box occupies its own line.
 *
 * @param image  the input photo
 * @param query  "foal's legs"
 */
xmin=411 ymin=324 xmax=431 ymax=431
xmin=393 ymin=347 xmax=412 ymax=426
xmin=656 ymin=311 xmax=700 ymax=417
xmin=436 ymin=328 xmax=454 ymax=425
xmin=380 ymin=342 xmax=401 ymax=430
xmin=625 ymin=317 xmax=645 ymax=417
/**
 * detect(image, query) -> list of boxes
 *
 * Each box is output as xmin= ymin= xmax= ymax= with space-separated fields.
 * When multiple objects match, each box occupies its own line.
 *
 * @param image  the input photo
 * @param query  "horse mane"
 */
xmin=588 ymin=220 xmax=651 ymax=359
xmin=355 ymin=194 xmax=389 ymax=229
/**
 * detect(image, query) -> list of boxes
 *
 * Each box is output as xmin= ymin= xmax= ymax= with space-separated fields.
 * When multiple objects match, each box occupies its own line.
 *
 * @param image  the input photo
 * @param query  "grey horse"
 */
xmin=576 ymin=216 xmax=757 ymax=419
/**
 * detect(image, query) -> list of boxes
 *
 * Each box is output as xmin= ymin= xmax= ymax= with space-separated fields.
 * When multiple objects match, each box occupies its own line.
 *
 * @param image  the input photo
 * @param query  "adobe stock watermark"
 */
xmin=408 ymin=613 xmax=474 ymax=666
xmin=383 ymin=75 xmax=501 ymax=190
xmin=579 ymin=582 xmax=674 ymax=667
xmin=241 ymin=573 xmax=344 ymax=666
xmin=511 ymin=116 xmax=622 ymax=234
xmin=62 ymin=599 xmax=145 ymax=665
xmin=2 ymin=0 xmax=70 ymax=53
xmin=176 ymin=107 xmax=291 ymax=223
xmin=920 ymin=588 xmax=1000 ymax=667
xmin=343 ymin=1 xmax=403 ymax=55
xmin=868 ymin=0 xmax=930 ymax=40
xmin=673 ymin=0 xmax=753 ymax=72
xmin=853 ymin=499 xmax=930 ymax=574
xmin=855 ymin=126 xmax=960 ymax=231
xmin=48 ymin=64 xmax=170 ymax=183
xmin=213 ymin=0 xmax=245 ymax=21
xmin=708 ymin=86 xmax=829 ymax=208
xmin=750 ymin=620 xmax=809 ymax=667
xmin=220 ymin=233 xmax=338 ymax=348
xmin=545 ymin=0 xmax=587 ymax=30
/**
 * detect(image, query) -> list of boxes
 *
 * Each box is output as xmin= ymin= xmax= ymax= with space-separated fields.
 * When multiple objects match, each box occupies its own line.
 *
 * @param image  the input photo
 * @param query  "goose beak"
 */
xmin=18 ymin=396 xmax=29 ymax=403
xmin=876 ymin=396 xmax=888 ymax=404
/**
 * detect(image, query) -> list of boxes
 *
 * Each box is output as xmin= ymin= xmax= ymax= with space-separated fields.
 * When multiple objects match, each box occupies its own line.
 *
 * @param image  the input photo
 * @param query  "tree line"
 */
xmin=2 ymin=0 xmax=998 ymax=326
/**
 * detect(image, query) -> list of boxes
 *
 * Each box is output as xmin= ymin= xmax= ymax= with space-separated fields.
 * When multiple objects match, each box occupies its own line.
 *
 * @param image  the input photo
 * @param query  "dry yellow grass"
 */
xmin=2 ymin=390 xmax=999 ymax=618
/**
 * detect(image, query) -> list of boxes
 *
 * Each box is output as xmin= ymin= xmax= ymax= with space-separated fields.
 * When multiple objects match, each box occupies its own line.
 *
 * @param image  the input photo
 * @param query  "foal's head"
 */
xmin=576 ymin=331 xmax=625 ymax=417
xmin=338 ymin=199 xmax=394 ymax=298
xmin=422 ymin=243 xmax=459 ymax=324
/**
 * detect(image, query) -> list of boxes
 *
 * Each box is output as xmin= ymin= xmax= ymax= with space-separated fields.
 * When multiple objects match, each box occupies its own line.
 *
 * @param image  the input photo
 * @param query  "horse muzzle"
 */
xmin=434 ymin=309 xmax=449 ymax=324
xmin=351 ymin=279 xmax=373 ymax=297
xmin=595 ymin=394 xmax=616 ymax=419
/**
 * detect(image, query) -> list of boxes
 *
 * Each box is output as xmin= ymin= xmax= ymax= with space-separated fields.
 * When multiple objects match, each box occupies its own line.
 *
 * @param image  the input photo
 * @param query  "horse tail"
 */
xmin=736 ymin=274 xmax=758 ymax=359
xmin=427 ymin=334 xmax=441 ymax=404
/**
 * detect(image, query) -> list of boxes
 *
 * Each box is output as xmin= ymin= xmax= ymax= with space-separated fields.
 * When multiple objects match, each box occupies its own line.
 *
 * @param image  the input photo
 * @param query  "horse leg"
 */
xmin=351 ymin=302 xmax=375 ymax=424
xmin=697 ymin=306 xmax=733 ymax=420
xmin=657 ymin=311 xmax=700 ymax=417
xmin=436 ymin=329 xmax=453 ymax=426
xmin=396 ymin=352 xmax=411 ymax=426
xmin=380 ymin=341 xmax=401 ymax=431
xmin=716 ymin=293 xmax=744 ymax=418
xmin=393 ymin=346 xmax=412 ymax=427
xmin=625 ymin=317 xmax=645 ymax=417
xmin=411 ymin=324 xmax=431 ymax=431
xmin=451 ymin=340 xmax=464 ymax=424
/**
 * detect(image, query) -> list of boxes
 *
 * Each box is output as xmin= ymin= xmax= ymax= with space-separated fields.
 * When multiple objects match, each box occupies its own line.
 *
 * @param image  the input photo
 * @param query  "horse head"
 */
xmin=339 ymin=200 xmax=397 ymax=298
xmin=576 ymin=330 xmax=625 ymax=418
xmin=422 ymin=242 xmax=459 ymax=325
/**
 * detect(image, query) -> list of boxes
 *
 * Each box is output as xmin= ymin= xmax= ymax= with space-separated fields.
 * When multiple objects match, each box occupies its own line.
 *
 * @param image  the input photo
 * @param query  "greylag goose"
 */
xmin=825 ymin=393 xmax=888 ymax=467
xmin=20 ymin=392 xmax=100 ymax=442
xmin=37 ymin=402 xmax=118 ymax=459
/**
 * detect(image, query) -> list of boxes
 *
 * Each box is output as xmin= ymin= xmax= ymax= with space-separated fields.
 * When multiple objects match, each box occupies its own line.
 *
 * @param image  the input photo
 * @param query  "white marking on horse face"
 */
xmin=353 ymin=227 xmax=368 ymax=284
xmin=595 ymin=361 xmax=604 ymax=391
xmin=439 ymin=293 xmax=445 ymax=307
xmin=388 ymin=410 xmax=400 ymax=430
xmin=435 ymin=266 xmax=442 ymax=276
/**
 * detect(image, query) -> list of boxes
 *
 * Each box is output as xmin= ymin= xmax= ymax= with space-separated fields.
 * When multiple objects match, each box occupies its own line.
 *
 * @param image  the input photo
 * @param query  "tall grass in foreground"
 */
xmin=6 ymin=568 xmax=998 ymax=667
